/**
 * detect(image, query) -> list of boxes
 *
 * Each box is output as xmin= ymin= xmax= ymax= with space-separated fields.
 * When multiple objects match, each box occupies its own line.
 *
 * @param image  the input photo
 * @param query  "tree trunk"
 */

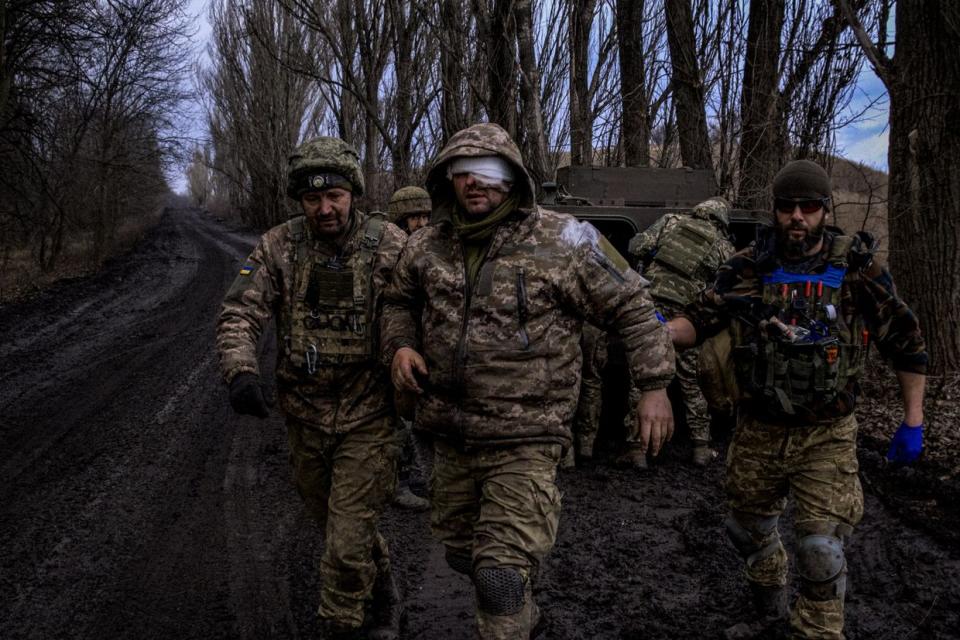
xmin=737 ymin=0 xmax=784 ymax=210
xmin=887 ymin=1 xmax=960 ymax=372
xmin=440 ymin=0 xmax=467 ymax=143
xmin=514 ymin=0 xmax=549 ymax=191
xmin=570 ymin=0 xmax=596 ymax=166
xmin=664 ymin=0 xmax=712 ymax=171
xmin=475 ymin=0 xmax=517 ymax=137
xmin=616 ymin=0 xmax=650 ymax=167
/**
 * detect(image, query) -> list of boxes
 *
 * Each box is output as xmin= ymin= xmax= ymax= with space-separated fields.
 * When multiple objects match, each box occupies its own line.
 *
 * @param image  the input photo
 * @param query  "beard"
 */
xmin=776 ymin=217 xmax=825 ymax=259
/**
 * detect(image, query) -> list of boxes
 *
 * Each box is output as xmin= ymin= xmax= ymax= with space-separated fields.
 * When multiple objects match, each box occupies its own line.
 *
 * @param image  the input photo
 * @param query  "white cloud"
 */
xmin=838 ymin=127 xmax=889 ymax=171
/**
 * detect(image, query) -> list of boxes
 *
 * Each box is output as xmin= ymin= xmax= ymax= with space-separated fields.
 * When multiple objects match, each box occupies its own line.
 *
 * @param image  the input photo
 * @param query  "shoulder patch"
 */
xmin=239 ymin=264 xmax=256 ymax=276
xmin=597 ymin=234 xmax=630 ymax=273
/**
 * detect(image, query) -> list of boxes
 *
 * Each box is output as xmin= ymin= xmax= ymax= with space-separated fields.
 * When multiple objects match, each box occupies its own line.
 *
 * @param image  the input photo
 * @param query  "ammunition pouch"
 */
xmin=285 ymin=213 xmax=386 ymax=373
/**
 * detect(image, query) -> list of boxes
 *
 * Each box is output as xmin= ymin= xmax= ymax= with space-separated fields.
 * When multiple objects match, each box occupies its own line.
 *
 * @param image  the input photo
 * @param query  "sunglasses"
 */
xmin=775 ymin=198 xmax=827 ymax=215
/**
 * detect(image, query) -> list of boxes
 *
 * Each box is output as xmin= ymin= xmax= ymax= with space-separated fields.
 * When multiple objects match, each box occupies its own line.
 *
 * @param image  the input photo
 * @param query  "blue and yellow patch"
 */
xmin=239 ymin=264 xmax=254 ymax=276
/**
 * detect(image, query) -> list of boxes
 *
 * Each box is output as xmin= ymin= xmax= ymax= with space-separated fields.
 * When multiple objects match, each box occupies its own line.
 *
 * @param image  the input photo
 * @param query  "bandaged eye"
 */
xmin=775 ymin=198 xmax=827 ymax=215
xmin=454 ymin=172 xmax=512 ymax=193
xmin=447 ymin=156 xmax=515 ymax=193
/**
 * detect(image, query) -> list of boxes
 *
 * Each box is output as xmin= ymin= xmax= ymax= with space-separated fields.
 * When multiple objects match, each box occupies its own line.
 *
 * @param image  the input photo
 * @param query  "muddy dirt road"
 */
xmin=1 ymin=209 xmax=958 ymax=639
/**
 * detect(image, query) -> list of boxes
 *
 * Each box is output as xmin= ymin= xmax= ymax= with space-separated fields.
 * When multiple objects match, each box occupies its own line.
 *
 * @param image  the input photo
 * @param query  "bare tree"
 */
xmin=569 ymin=0 xmax=598 ymax=165
xmin=665 ymin=0 xmax=712 ymax=171
xmin=840 ymin=0 xmax=960 ymax=373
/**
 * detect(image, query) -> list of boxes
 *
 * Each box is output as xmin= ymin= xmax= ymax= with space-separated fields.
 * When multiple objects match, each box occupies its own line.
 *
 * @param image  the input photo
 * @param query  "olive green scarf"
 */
xmin=451 ymin=195 xmax=519 ymax=288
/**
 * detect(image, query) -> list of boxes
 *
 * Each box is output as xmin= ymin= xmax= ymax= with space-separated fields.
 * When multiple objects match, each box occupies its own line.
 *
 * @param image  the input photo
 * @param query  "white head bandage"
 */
xmin=446 ymin=156 xmax=515 ymax=190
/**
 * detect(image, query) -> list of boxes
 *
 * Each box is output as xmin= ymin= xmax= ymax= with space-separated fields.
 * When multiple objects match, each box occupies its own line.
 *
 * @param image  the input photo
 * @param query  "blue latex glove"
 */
xmin=886 ymin=422 xmax=924 ymax=464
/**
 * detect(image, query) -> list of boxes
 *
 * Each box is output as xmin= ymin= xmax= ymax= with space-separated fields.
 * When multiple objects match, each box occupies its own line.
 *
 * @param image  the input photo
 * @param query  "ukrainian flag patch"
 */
xmin=239 ymin=264 xmax=255 ymax=276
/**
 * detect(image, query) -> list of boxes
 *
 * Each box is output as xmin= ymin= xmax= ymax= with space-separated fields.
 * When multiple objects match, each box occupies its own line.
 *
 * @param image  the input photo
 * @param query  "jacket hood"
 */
xmin=426 ymin=123 xmax=537 ymax=219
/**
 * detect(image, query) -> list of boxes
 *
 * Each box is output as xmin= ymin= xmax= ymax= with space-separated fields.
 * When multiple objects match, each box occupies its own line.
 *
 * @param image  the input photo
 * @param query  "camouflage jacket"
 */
xmin=629 ymin=198 xmax=734 ymax=316
xmin=681 ymin=226 xmax=927 ymax=424
xmin=217 ymin=211 xmax=408 ymax=432
xmin=380 ymin=122 xmax=675 ymax=448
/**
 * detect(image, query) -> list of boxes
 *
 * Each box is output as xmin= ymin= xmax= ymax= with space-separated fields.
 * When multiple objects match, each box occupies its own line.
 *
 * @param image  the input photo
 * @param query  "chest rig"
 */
xmin=649 ymin=216 xmax=723 ymax=307
xmin=285 ymin=213 xmax=386 ymax=373
xmin=730 ymin=235 xmax=868 ymax=416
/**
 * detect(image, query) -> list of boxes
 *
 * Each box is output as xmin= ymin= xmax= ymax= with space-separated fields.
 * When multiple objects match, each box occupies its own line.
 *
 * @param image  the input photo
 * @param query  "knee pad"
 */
xmin=445 ymin=548 xmax=473 ymax=576
xmin=725 ymin=513 xmax=781 ymax=568
xmin=796 ymin=534 xmax=846 ymax=601
xmin=474 ymin=567 xmax=525 ymax=616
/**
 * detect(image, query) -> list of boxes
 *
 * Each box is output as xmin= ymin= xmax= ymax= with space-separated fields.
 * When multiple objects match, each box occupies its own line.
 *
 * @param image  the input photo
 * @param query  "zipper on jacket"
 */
xmin=516 ymin=266 xmax=530 ymax=349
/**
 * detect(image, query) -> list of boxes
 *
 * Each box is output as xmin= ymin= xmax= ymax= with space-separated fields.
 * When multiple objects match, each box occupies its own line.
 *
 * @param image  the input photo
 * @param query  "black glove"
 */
xmin=228 ymin=372 xmax=270 ymax=418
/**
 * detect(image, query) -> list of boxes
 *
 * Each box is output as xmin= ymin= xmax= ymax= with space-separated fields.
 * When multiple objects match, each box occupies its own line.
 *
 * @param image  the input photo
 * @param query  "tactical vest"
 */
xmin=730 ymin=236 xmax=868 ymax=417
xmin=285 ymin=213 xmax=387 ymax=373
xmin=649 ymin=216 xmax=724 ymax=307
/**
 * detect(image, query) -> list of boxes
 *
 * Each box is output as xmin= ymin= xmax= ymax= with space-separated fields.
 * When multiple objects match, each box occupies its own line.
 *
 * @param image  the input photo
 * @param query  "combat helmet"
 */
xmin=388 ymin=186 xmax=431 ymax=223
xmin=692 ymin=196 xmax=731 ymax=229
xmin=287 ymin=137 xmax=365 ymax=198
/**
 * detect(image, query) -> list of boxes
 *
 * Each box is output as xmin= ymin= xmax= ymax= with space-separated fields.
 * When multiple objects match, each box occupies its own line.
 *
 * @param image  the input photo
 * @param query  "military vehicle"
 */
xmin=541 ymin=166 xmax=766 ymax=256
xmin=540 ymin=166 xmax=763 ymax=457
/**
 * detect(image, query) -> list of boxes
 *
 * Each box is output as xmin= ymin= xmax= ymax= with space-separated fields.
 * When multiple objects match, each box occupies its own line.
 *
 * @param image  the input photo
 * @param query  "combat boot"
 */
xmin=578 ymin=436 xmax=595 ymax=461
xmin=560 ymin=446 xmax=576 ymax=469
xmin=691 ymin=442 xmax=718 ymax=467
xmin=368 ymin=564 xmax=404 ymax=640
xmin=320 ymin=620 xmax=364 ymax=640
xmin=614 ymin=448 xmax=648 ymax=471
xmin=392 ymin=485 xmax=429 ymax=511
xmin=723 ymin=583 xmax=788 ymax=639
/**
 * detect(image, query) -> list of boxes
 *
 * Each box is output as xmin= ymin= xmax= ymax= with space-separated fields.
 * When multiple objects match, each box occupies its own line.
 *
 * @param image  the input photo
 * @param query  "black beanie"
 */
xmin=772 ymin=160 xmax=832 ymax=200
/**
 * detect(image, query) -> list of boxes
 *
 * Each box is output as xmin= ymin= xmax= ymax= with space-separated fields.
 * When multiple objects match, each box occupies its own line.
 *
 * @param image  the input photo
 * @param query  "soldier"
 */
xmin=625 ymin=197 xmax=735 ymax=467
xmin=388 ymin=185 xmax=432 ymax=234
xmin=387 ymin=185 xmax=432 ymax=511
xmin=216 ymin=137 xmax=408 ymax=640
xmin=381 ymin=122 xmax=676 ymax=638
xmin=561 ymin=323 xmax=608 ymax=468
xmin=668 ymin=160 xmax=927 ymax=639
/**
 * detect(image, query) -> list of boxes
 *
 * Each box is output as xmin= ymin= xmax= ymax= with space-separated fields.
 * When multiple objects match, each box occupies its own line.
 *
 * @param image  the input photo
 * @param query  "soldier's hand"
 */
xmin=228 ymin=372 xmax=271 ymax=418
xmin=635 ymin=388 xmax=674 ymax=457
xmin=392 ymin=347 xmax=429 ymax=394
xmin=886 ymin=421 xmax=924 ymax=464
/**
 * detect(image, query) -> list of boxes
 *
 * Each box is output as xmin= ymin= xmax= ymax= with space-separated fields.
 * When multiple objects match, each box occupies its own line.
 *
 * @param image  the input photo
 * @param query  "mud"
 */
xmin=1 ymin=209 xmax=957 ymax=639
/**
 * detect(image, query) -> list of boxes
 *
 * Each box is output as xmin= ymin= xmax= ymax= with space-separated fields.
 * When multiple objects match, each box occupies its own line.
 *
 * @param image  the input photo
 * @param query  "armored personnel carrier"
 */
xmin=541 ymin=166 xmax=766 ymax=255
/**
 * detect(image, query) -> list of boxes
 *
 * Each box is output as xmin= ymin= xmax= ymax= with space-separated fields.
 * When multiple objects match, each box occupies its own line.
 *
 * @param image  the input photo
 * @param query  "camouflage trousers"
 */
xmin=431 ymin=440 xmax=562 ymax=639
xmin=726 ymin=412 xmax=864 ymax=640
xmin=626 ymin=345 xmax=711 ymax=443
xmin=287 ymin=413 xmax=401 ymax=628
xmin=573 ymin=324 xmax=608 ymax=456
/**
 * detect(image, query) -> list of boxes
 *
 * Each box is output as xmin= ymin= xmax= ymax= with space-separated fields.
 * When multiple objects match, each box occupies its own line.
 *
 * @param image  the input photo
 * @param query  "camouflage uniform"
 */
xmin=627 ymin=199 xmax=735 ymax=460
xmin=571 ymin=323 xmax=607 ymax=462
xmin=217 ymin=138 xmax=408 ymax=631
xmin=681 ymin=226 xmax=927 ymax=639
xmin=380 ymin=123 xmax=675 ymax=638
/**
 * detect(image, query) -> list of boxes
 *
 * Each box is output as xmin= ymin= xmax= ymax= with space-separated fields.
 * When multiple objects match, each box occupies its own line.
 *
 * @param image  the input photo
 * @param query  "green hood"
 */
xmin=425 ymin=122 xmax=537 ymax=222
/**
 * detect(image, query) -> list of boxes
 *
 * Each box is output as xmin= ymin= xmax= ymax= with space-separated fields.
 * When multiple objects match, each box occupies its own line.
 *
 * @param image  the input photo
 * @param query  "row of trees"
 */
xmin=191 ymin=0 xmax=955 ymax=373
xmin=193 ymin=0 xmax=878 ymax=218
xmin=0 ymin=0 xmax=192 ymax=274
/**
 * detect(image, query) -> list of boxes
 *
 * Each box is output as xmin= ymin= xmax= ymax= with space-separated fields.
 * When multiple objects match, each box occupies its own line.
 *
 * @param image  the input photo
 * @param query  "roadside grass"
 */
xmin=0 ymin=208 xmax=163 ymax=303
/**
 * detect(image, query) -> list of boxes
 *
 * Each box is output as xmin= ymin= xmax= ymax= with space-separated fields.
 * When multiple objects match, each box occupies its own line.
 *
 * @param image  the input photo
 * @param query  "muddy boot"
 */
xmin=320 ymin=620 xmax=364 ymax=640
xmin=392 ymin=485 xmax=429 ymax=511
xmin=368 ymin=565 xmax=404 ymax=640
xmin=578 ymin=436 xmax=595 ymax=461
xmin=723 ymin=583 xmax=788 ymax=640
xmin=529 ymin=601 xmax=549 ymax=639
xmin=692 ymin=442 xmax=718 ymax=467
xmin=615 ymin=448 xmax=648 ymax=471
xmin=560 ymin=446 xmax=576 ymax=469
